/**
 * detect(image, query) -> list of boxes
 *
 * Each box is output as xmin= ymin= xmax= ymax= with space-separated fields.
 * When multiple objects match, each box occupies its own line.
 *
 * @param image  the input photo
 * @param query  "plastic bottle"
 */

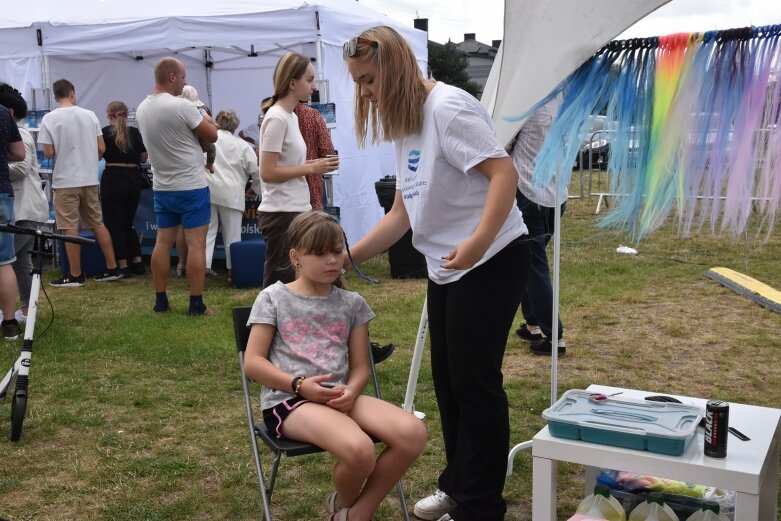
xmin=684 ymin=503 xmax=729 ymax=521
xmin=569 ymin=485 xmax=626 ymax=521
xmin=628 ymin=493 xmax=679 ymax=521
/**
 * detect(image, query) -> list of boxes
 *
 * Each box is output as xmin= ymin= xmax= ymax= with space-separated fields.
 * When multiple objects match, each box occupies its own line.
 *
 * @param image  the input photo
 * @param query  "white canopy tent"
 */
xmin=0 ymin=0 xmax=428 ymax=242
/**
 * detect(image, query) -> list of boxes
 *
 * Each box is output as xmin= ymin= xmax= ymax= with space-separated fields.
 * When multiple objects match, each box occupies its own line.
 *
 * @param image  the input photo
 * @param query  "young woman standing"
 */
xmin=343 ymin=26 xmax=530 ymax=521
xmin=258 ymin=52 xmax=338 ymax=288
xmin=102 ymin=101 xmax=147 ymax=276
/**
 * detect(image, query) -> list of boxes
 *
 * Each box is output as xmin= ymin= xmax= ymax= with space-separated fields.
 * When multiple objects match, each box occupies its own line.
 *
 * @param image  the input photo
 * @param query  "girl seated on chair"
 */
xmin=243 ymin=211 xmax=427 ymax=521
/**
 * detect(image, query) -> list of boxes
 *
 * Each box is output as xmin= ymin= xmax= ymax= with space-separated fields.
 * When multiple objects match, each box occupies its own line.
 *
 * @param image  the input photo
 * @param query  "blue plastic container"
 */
xmin=542 ymin=390 xmax=703 ymax=456
xmin=230 ymin=239 xmax=266 ymax=288
xmin=58 ymin=230 xmax=107 ymax=277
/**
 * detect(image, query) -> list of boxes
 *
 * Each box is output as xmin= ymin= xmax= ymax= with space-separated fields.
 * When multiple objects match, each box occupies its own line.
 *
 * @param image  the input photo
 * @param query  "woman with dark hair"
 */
xmin=101 ymin=101 xmax=147 ymax=276
xmin=0 ymin=83 xmax=48 ymax=326
xmin=257 ymin=52 xmax=338 ymax=287
xmin=344 ymin=26 xmax=530 ymax=521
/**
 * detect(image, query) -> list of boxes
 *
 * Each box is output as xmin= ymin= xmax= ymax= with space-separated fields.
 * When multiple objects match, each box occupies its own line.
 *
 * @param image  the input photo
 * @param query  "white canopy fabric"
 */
xmin=0 ymin=0 xmax=428 ymax=242
xmin=483 ymin=0 xmax=671 ymax=148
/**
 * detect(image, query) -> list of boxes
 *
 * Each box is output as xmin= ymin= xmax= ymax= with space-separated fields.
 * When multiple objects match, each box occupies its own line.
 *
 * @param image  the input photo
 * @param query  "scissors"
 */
xmin=588 ymin=391 xmax=623 ymax=402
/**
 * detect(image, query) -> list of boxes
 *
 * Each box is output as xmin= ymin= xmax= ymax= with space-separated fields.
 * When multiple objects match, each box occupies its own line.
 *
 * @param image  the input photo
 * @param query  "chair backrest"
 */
xmin=233 ymin=306 xmax=252 ymax=354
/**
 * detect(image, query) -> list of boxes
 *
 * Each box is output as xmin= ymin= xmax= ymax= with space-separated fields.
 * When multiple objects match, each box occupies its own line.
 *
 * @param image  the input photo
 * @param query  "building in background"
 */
xmin=414 ymin=19 xmax=500 ymax=99
xmin=454 ymin=33 xmax=501 ymax=95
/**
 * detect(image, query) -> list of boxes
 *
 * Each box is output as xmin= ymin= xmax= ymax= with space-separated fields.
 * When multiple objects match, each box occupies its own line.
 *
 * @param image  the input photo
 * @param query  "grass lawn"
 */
xmin=0 ymin=194 xmax=779 ymax=520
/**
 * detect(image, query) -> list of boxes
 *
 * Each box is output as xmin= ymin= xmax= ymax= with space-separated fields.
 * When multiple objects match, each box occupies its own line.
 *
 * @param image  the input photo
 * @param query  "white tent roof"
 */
xmin=1 ymin=0 xmax=426 ymax=56
xmin=483 ymin=0 xmax=670 ymax=147
xmin=0 ymin=0 xmax=428 ymax=243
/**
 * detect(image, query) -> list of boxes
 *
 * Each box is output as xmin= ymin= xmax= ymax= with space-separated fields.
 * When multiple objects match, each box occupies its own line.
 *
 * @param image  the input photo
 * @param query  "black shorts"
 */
xmin=262 ymin=396 xmax=310 ymax=438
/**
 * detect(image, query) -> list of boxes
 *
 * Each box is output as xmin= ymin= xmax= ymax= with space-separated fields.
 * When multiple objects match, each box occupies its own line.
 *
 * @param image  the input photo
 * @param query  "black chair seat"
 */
xmin=254 ymin=423 xmax=325 ymax=458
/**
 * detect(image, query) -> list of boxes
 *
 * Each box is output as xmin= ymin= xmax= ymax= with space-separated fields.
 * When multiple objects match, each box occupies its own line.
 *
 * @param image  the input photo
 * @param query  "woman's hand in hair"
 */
xmin=306 ymin=156 xmax=339 ymax=175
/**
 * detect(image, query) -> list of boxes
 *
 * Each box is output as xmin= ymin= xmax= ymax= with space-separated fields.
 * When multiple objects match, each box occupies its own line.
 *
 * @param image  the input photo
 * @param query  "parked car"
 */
xmin=574 ymin=115 xmax=610 ymax=170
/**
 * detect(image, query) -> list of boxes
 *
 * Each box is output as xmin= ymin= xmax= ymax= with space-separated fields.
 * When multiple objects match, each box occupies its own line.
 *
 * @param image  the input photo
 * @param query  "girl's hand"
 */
xmin=298 ymin=374 xmax=343 ymax=403
xmin=326 ymin=385 xmax=357 ymax=413
xmin=440 ymin=237 xmax=487 ymax=270
xmin=307 ymin=156 xmax=339 ymax=175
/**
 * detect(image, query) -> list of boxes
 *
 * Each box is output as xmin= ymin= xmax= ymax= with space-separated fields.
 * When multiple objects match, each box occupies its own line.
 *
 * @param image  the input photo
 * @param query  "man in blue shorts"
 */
xmin=136 ymin=57 xmax=218 ymax=315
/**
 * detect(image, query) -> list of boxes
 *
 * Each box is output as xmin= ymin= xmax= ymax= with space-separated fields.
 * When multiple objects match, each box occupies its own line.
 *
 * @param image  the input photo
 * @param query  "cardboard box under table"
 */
xmin=532 ymin=384 xmax=781 ymax=521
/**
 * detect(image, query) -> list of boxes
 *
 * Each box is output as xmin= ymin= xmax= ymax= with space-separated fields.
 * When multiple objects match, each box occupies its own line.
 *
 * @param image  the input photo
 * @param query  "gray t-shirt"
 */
xmin=136 ymin=92 xmax=206 ymax=191
xmin=247 ymin=281 xmax=375 ymax=410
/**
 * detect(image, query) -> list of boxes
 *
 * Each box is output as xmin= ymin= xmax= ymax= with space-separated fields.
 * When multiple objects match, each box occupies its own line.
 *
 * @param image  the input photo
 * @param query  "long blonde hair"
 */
xmin=261 ymin=52 xmax=311 ymax=114
xmin=107 ymin=101 xmax=132 ymax=153
xmin=345 ymin=26 xmax=428 ymax=146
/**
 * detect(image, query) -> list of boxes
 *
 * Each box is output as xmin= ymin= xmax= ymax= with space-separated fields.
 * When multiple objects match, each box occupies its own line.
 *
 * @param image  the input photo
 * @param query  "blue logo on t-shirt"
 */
xmin=407 ymin=149 xmax=420 ymax=173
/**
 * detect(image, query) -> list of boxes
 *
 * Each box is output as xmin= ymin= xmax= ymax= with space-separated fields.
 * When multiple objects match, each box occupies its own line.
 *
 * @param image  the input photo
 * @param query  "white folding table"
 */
xmin=532 ymin=384 xmax=781 ymax=521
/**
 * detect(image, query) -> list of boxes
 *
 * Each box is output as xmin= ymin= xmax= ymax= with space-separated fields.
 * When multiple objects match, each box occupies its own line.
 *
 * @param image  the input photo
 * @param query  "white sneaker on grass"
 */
xmin=15 ymin=310 xmax=26 ymax=324
xmin=414 ymin=490 xmax=456 ymax=520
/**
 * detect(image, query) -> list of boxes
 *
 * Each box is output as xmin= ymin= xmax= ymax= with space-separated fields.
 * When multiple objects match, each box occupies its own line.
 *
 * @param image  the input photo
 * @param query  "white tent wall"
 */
xmin=0 ymin=57 xmax=43 ymax=109
xmin=47 ymin=53 xmax=209 ymax=118
xmin=0 ymin=0 xmax=428 ymax=242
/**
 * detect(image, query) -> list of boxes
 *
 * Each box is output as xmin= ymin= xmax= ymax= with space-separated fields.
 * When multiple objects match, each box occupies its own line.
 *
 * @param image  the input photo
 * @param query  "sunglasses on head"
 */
xmin=343 ymin=37 xmax=378 ymax=59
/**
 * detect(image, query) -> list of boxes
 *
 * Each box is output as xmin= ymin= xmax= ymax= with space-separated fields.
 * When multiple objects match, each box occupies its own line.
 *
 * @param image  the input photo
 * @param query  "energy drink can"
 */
xmin=704 ymin=400 xmax=729 ymax=458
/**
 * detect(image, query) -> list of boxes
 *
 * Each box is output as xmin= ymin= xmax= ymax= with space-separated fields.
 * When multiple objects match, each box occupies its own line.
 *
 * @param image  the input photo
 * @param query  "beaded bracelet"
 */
xmin=292 ymin=376 xmax=305 ymax=396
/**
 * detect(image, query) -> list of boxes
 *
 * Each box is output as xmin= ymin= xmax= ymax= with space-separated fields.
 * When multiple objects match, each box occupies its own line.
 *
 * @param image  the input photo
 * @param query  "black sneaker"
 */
xmin=94 ymin=268 xmax=122 ymax=282
xmin=370 ymin=342 xmax=396 ymax=364
xmin=129 ymin=261 xmax=146 ymax=275
xmin=531 ymin=339 xmax=567 ymax=357
xmin=516 ymin=324 xmax=544 ymax=343
xmin=50 ymin=273 xmax=86 ymax=287
xmin=2 ymin=319 xmax=21 ymax=341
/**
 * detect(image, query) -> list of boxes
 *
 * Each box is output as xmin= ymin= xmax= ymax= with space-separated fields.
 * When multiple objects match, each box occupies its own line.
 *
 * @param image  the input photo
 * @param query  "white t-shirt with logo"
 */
xmin=136 ymin=93 xmax=206 ymax=191
xmin=38 ymin=106 xmax=102 ymax=189
xmin=258 ymin=104 xmax=311 ymax=213
xmin=395 ymin=82 xmax=527 ymax=284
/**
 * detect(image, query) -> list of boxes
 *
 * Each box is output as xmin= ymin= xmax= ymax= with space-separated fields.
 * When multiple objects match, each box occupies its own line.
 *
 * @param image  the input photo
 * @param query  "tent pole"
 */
xmin=550 ymin=171 xmax=561 ymax=406
xmin=314 ymin=11 xmax=326 ymax=102
xmin=204 ymin=49 xmax=214 ymax=112
xmin=402 ymin=296 xmax=428 ymax=413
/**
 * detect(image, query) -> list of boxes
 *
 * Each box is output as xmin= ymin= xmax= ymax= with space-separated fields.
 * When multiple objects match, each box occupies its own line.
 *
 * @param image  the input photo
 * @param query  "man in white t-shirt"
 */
xmin=509 ymin=95 xmax=567 ymax=356
xmin=136 ymin=57 xmax=218 ymax=316
xmin=38 ymin=79 xmax=121 ymax=287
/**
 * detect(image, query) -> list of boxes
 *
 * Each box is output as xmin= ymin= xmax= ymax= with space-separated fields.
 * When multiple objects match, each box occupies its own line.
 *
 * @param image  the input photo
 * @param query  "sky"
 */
xmin=359 ymin=0 xmax=781 ymax=45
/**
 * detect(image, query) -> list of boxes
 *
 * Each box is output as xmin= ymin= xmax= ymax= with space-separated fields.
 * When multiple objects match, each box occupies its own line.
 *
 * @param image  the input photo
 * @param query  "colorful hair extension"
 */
xmin=513 ymin=24 xmax=781 ymax=241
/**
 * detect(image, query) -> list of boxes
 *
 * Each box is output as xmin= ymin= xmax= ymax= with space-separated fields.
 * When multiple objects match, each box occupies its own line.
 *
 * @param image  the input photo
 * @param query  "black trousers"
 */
xmin=258 ymin=211 xmax=300 ymax=288
xmin=100 ymin=166 xmax=142 ymax=263
xmin=515 ymin=190 xmax=565 ymax=339
xmin=427 ymin=238 xmax=530 ymax=521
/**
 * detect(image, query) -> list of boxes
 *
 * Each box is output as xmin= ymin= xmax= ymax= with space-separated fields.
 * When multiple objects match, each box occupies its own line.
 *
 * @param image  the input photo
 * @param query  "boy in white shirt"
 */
xmin=38 ymin=79 xmax=121 ymax=286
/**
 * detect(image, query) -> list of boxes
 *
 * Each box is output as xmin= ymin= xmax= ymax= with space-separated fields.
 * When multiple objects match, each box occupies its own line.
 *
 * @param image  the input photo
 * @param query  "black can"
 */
xmin=704 ymin=400 xmax=729 ymax=458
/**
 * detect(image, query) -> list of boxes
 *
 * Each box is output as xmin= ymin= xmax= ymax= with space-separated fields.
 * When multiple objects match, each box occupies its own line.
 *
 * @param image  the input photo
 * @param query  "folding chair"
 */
xmin=233 ymin=306 xmax=411 ymax=521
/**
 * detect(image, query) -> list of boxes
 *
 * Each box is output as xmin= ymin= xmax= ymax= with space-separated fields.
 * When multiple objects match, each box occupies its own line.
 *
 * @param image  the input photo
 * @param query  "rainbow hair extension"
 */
xmin=528 ymin=45 xmax=618 ymax=197
xmin=599 ymin=40 xmax=657 ymax=234
xmin=521 ymin=24 xmax=781 ymax=241
xmin=755 ymin=27 xmax=781 ymax=238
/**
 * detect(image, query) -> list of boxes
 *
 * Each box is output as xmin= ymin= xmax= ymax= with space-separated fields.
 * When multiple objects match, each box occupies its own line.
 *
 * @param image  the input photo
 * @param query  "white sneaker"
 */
xmin=413 ymin=490 xmax=456 ymax=520
xmin=15 ymin=310 xmax=26 ymax=325
xmin=436 ymin=515 xmax=453 ymax=521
